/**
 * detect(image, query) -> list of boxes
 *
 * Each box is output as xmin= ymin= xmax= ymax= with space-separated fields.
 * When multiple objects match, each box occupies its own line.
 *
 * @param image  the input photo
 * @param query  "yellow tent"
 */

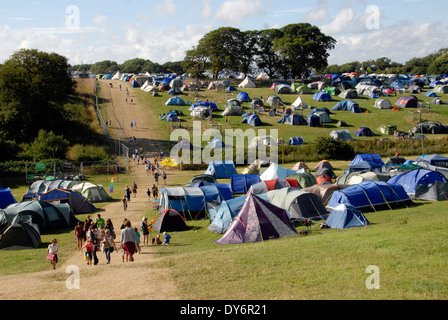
xmin=160 ymin=158 xmax=178 ymax=167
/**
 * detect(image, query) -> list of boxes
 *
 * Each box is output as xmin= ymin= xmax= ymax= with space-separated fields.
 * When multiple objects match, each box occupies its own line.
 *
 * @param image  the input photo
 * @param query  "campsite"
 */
xmin=1 ymin=3 xmax=448 ymax=302
xmin=1 ymin=73 xmax=448 ymax=300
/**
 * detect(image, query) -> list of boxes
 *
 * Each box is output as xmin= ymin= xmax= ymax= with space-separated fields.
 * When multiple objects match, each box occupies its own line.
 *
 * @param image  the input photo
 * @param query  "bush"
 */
xmin=313 ymin=136 xmax=355 ymax=160
xmin=67 ymin=144 xmax=112 ymax=162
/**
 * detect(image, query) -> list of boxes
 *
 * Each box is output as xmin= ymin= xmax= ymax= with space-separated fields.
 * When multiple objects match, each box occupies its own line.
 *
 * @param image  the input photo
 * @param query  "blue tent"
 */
xmin=165 ymin=96 xmax=187 ymax=106
xmin=331 ymin=100 xmax=361 ymax=113
xmin=387 ymin=169 xmax=448 ymax=194
xmin=390 ymin=81 xmax=404 ymax=90
xmin=205 ymin=161 xmax=237 ymax=179
xmin=424 ymin=91 xmax=437 ymax=97
xmin=237 ymin=92 xmax=251 ymax=102
xmin=189 ymin=101 xmax=218 ymax=111
xmin=350 ymin=154 xmax=384 ymax=166
xmin=131 ymin=80 xmax=140 ymax=88
xmin=229 ymin=174 xmax=261 ymax=194
xmin=430 ymin=80 xmax=443 ymax=88
xmin=208 ymin=137 xmax=228 ymax=149
xmin=225 ymin=86 xmax=238 ymax=92
xmin=313 ymin=92 xmax=332 ymax=101
xmin=278 ymin=114 xmax=306 ymax=125
xmin=38 ymin=188 xmax=96 ymax=214
xmin=102 ymin=74 xmax=113 ymax=80
xmin=354 ymin=127 xmax=375 ymax=137
xmin=326 ymin=204 xmax=370 ymax=229
xmin=0 ymin=188 xmax=17 ymax=209
xmin=242 ymin=114 xmax=262 ymax=126
xmin=191 ymin=182 xmax=233 ymax=201
xmin=288 ymin=136 xmax=304 ymax=146
xmin=326 ymin=181 xmax=411 ymax=210
xmin=166 ymin=113 xmax=179 ymax=122
xmin=349 ymin=161 xmax=382 ymax=173
xmin=307 ymin=114 xmax=320 ymax=127
xmin=159 ymin=187 xmax=209 ymax=220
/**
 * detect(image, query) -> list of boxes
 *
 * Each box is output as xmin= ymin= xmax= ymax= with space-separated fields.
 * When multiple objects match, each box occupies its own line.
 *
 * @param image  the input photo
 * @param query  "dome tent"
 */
xmin=325 ymin=204 xmax=370 ymax=229
xmin=237 ymin=92 xmax=251 ymax=102
xmin=2 ymin=201 xmax=77 ymax=234
xmin=71 ymin=182 xmax=111 ymax=203
xmin=152 ymin=209 xmax=188 ymax=233
xmin=387 ymin=169 xmax=448 ymax=196
xmin=215 ymin=193 xmax=297 ymax=244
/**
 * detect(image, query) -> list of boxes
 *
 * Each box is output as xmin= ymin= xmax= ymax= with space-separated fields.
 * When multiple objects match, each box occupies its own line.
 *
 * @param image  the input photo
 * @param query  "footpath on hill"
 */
xmin=0 ymin=80 xmax=181 ymax=300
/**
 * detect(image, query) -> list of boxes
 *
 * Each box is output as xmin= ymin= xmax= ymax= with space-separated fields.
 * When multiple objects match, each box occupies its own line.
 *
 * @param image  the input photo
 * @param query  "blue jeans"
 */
xmin=105 ymin=247 xmax=114 ymax=262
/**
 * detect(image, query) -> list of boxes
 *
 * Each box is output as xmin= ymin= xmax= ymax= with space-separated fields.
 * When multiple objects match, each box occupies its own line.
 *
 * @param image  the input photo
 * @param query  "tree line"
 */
xmin=72 ymin=59 xmax=184 ymax=76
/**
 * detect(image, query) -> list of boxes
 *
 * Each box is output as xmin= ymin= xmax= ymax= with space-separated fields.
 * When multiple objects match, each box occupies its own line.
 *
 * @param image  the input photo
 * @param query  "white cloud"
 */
xmin=328 ymin=22 xmax=448 ymax=65
xmin=202 ymin=0 xmax=213 ymax=20
xmin=321 ymin=8 xmax=354 ymax=35
xmin=93 ymin=15 xmax=108 ymax=25
xmin=156 ymin=0 xmax=178 ymax=16
xmin=305 ymin=0 xmax=328 ymax=22
xmin=215 ymin=0 xmax=265 ymax=24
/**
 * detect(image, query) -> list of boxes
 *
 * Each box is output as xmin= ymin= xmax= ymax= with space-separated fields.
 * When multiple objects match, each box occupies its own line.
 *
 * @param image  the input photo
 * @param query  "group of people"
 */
xmin=71 ymin=214 xmax=171 ymax=267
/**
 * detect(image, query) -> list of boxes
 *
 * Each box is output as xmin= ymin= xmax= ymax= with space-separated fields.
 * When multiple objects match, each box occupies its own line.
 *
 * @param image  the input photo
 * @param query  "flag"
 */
xmin=110 ymin=175 xmax=114 ymax=193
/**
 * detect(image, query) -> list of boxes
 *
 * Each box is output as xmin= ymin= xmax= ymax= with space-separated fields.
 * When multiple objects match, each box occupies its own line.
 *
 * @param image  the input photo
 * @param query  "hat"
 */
xmin=142 ymin=216 xmax=147 ymax=221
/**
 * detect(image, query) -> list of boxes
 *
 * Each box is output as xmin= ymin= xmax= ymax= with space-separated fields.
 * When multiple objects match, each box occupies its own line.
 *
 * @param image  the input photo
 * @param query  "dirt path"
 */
xmin=0 ymin=80 xmax=181 ymax=300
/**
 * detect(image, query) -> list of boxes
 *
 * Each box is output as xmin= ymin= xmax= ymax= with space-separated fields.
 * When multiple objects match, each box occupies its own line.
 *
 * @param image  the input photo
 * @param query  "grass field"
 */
xmin=2 ymin=79 xmax=448 ymax=299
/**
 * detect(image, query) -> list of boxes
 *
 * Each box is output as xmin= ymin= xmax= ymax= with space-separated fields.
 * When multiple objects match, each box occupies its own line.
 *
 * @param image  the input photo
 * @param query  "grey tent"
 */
xmin=2 ymin=201 xmax=77 ymax=234
xmin=330 ymin=129 xmax=354 ymax=141
xmin=415 ymin=181 xmax=448 ymax=201
xmin=372 ymin=98 xmax=392 ymax=109
xmin=0 ymin=217 xmax=41 ymax=250
xmin=266 ymin=187 xmax=328 ymax=221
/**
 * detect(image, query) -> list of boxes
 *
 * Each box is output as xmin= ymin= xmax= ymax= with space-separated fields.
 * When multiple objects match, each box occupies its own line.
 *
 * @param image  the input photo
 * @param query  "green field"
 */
xmin=2 ymin=79 xmax=448 ymax=299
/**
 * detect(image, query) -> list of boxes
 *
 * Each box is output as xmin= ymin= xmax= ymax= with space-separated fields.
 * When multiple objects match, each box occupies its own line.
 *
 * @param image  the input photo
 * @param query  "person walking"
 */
xmin=88 ymin=225 xmax=101 ymax=265
xmin=84 ymin=215 xmax=93 ymax=241
xmin=103 ymin=229 xmax=116 ymax=264
xmin=132 ymin=181 xmax=138 ymax=198
xmin=125 ymin=185 xmax=131 ymax=202
xmin=152 ymin=184 xmax=158 ymax=199
xmin=162 ymin=171 xmax=167 ymax=185
xmin=154 ymin=171 xmax=159 ymax=185
xmin=121 ymin=220 xmax=137 ymax=262
xmin=140 ymin=217 xmax=150 ymax=247
xmin=74 ymin=221 xmax=84 ymax=251
xmin=122 ymin=195 xmax=128 ymax=211
xmin=47 ymin=238 xmax=59 ymax=270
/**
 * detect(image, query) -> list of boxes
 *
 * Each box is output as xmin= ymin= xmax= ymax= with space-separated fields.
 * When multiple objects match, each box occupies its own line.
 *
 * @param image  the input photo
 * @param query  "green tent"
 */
xmin=286 ymin=172 xmax=317 ymax=188
xmin=291 ymin=83 xmax=311 ymax=94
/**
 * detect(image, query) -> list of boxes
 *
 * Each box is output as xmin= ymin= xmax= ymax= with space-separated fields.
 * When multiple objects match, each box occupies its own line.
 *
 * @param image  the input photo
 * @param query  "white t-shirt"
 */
xmin=48 ymin=244 xmax=59 ymax=255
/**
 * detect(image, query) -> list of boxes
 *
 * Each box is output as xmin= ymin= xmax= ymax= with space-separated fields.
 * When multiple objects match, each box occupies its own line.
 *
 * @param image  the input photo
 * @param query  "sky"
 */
xmin=0 ymin=0 xmax=447 ymax=68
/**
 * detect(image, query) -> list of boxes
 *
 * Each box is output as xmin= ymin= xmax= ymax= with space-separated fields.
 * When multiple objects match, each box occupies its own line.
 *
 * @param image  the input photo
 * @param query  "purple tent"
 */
xmin=215 ymin=193 xmax=297 ymax=245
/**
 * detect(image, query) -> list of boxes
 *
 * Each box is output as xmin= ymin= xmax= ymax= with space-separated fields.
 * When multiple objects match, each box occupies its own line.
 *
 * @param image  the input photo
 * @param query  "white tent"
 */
xmin=238 ymin=76 xmax=256 ymax=88
xmin=291 ymin=96 xmax=308 ymax=109
xmin=256 ymin=71 xmax=270 ymax=80
xmin=260 ymin=163 xmax=304 ymax=181
xmin=112 ymin=71 xmax=122 ymax=80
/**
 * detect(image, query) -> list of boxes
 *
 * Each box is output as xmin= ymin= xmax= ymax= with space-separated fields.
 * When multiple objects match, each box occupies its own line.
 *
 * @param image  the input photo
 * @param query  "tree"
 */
xmin=0 ymin=49 xmax=76 ymax=143
xmin=182 ymin=46 xmax=210 ymax=80
xmin=20 ymin=130 xmax=69 ymax=161
xmin=196 ymin=27 xmax=245 ymax=79
xmin=273 ymin=23 xmax=336 ymax=79
xmin=252 ymin=29 xmax=283 ymax=78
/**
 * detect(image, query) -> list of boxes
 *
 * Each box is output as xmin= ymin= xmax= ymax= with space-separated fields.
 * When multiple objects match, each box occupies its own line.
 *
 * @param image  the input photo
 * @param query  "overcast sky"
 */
xmin=0 ymin=0 xmax=446 ymax=67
